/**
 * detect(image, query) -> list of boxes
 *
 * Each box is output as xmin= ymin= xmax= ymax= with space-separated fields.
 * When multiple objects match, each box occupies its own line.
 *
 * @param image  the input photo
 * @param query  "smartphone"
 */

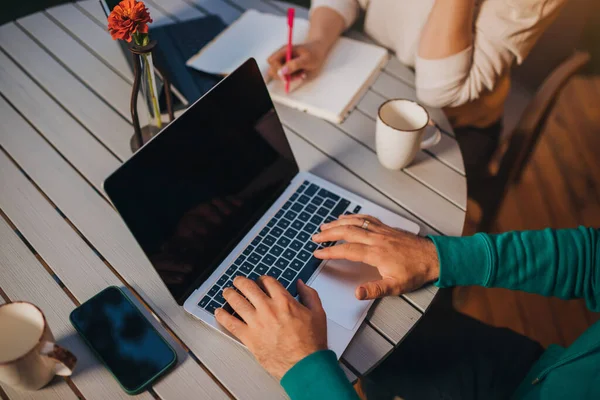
xmin=70 ymin=286 xmax=177 ymax=395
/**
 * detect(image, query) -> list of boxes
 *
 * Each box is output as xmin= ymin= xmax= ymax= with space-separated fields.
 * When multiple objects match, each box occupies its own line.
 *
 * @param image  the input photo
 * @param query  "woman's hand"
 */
xmin=312 ymin=214 xmax=440 ymax=300
xmin=215 ymin=277 xmax=327 ymax=380
xmin=267 ymin=40 xmax=329 ymax=82
xmin=266 ymin=7 xmax=346 ymax=83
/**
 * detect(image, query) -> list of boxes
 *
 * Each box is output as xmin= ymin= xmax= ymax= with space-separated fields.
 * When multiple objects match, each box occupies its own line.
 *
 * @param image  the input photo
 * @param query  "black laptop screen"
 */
xmin=104 ymin=59 xmax=299 ymax=303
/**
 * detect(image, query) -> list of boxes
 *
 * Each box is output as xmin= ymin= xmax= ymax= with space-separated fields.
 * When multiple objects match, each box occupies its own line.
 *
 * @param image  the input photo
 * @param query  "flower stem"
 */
xmin=142 ymin=52 xmax=162 ymax=129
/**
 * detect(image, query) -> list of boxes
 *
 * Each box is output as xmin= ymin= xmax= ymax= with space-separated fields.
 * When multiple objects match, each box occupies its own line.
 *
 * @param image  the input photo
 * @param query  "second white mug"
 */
xmin=0 ymin=302 xmax=77 ymax=391
xmin=376 ymin=99 xmax=441 ymax=170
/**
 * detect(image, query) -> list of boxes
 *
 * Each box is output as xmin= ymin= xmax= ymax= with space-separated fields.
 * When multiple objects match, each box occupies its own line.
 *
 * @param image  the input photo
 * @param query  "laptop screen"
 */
xmin=104 ymin=59 xmax=299 ymax=304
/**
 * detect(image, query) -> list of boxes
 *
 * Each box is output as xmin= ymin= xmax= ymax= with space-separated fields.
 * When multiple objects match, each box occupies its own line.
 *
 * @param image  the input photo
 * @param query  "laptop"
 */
xmin=103 ymin=58 xmax=419 ymax=357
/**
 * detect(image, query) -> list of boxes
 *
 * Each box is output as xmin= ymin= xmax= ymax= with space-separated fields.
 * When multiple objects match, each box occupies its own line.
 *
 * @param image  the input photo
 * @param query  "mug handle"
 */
xmin=421 ymin=120 xmax=442 ymax=149
xmin=40 ymin=342 xmax=77 ymax=376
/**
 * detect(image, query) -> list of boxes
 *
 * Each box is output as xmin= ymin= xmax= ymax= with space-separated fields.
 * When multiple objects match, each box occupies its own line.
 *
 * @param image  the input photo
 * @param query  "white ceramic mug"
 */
xmin=0 ymin=302 xmax=77 ymax=391
xmin=376 ymin=99 xmax=442 ymax=170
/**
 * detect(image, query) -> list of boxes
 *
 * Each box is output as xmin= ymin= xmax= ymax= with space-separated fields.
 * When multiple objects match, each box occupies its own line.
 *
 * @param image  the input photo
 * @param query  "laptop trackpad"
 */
xmin=310 ymin=259 xmax=382 ymax=330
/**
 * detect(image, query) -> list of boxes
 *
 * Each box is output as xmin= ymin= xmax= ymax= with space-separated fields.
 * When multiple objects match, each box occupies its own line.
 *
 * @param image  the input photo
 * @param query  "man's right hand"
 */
xmin=312 ymin=214 xmax=440 ymax=300
xmin=215 ymin=277 xmax=327 ymax=380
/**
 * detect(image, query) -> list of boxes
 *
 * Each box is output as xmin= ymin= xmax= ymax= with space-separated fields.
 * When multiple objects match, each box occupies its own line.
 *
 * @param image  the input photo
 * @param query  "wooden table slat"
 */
xmin=384 ymin=57 xmax=416 ymax=87
xmin=0 ymin=23 xmax=132 ymax=160
xmin=0 ymin=50 xmax=120 ymax=192
xmin=402 ymin=287 xmax=437 ymax=313
xmin=127 ymin=0 xmax=177 ymax=27
xmin=16 ymin=13 xmax=143 ymax=125
xmin=75 ymin=0 xmax=166 ymax=29
xmin=46 ymin=4 xmax=134 ymax=84
xmin=342 ymin=324 xmax=394 ymax=375
xmin=271 ymin=1 xmax=308 ymax=17
xmin=228 ymin=0 xmax=284 ymax=14
xmin=185 ymin=0 xmax=241 ymax=24
xmin=357 ymin=90 xmax=386 ymax=119
xmin=426 ymin=285 xmax=439 ymax=295
xmin=0 ymin=150 xmax=229 ymax=400
xmin=74 ymin=0 xmax=179 ymax=29
xmin=0 ymin=217 xmax=152 ymax=400
xmin=145 ymin=0 xmax=207 ymax=22
xmin=369 ymin=297 xmax=423 ymax=344
xmin=1 ymin=378 xmax=77 ymax=399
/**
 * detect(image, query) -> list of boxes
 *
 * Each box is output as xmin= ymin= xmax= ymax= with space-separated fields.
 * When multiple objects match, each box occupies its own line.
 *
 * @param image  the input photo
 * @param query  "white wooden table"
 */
xmin=0 ymin=0 xmax=466 ymax=398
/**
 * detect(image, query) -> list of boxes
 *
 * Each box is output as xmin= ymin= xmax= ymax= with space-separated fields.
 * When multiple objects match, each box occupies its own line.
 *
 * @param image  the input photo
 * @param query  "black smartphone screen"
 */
xmin=70 ymin=287 xmax=176 ymax=393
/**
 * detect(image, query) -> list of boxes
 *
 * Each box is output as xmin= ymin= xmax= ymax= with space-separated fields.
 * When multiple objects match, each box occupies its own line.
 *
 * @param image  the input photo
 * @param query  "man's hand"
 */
xmin=312 ymin=214 xmax=440 ymax=300
xmin=215 ymin=277 xmax=327 ymax=380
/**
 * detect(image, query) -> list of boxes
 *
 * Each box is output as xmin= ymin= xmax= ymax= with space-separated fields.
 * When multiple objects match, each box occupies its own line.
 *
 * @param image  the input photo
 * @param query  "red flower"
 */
xmin=107 ymin=0 xmax=153 ymax=43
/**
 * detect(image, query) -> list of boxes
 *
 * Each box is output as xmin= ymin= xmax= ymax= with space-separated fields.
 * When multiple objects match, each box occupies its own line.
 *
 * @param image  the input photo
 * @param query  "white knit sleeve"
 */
xmin=415 ymin=44 xmax=513 ymax=108
xmin=415 ymin=0 xmax=566 ymax=108
xmin=310 ymin=0 xmax=360 ymax=29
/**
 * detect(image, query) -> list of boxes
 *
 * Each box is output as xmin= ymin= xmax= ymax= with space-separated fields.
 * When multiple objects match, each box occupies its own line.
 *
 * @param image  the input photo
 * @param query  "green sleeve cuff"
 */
xmin=281 ymin=350 xmax=359 ymax=400
xmin=428 ymin=234 xmax=495 ymax=288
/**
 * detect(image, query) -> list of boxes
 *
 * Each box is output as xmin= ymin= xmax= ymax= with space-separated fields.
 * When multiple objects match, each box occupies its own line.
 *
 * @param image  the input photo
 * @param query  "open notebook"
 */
xmin=186 ymin=10 xmax=389 ymax=124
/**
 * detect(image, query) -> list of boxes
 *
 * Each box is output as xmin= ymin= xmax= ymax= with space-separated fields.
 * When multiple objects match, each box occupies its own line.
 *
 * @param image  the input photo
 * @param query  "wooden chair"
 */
xmin=470 ymin=51 xmax=591 ymax=232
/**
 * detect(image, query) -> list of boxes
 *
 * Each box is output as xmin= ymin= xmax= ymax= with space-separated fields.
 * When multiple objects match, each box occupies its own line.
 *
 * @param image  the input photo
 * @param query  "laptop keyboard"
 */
xmin=198 ymin=180 xmax=361 ymax=314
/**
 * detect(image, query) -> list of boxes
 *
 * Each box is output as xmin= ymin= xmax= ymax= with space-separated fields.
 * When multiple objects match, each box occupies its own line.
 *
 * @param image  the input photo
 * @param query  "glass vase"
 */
xmin=140 ymin=51 xmax=162 ymax=129
xmin=129 ymin=41 xmax=167 ymax=152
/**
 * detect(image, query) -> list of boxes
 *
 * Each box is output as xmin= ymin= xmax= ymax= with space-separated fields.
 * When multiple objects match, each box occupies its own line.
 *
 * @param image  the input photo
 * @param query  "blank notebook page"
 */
xmin=187 ymin=10 xmax=389 ymax=124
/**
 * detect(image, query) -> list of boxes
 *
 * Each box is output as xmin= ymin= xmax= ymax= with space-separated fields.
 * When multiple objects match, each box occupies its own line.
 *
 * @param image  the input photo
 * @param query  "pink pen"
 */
xmin=285 ymin=8 xmax=295 ymax=94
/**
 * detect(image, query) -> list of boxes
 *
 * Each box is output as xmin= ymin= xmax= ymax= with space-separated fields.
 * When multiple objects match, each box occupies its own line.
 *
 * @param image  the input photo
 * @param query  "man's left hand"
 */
xmin=215 ymin=276 xmax=328 ymax=380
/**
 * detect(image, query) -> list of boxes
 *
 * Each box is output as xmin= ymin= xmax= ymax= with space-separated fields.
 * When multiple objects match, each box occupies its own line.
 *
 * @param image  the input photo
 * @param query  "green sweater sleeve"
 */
xmin=281 ymin=350 xmax=360 ymax=400
xmin=429 ymin=227 xmax=600 ymax=311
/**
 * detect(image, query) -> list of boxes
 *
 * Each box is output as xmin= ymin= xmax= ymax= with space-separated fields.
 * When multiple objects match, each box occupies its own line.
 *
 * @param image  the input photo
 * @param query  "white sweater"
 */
xmin=311 ymin=0 xmax=565 ymax=128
